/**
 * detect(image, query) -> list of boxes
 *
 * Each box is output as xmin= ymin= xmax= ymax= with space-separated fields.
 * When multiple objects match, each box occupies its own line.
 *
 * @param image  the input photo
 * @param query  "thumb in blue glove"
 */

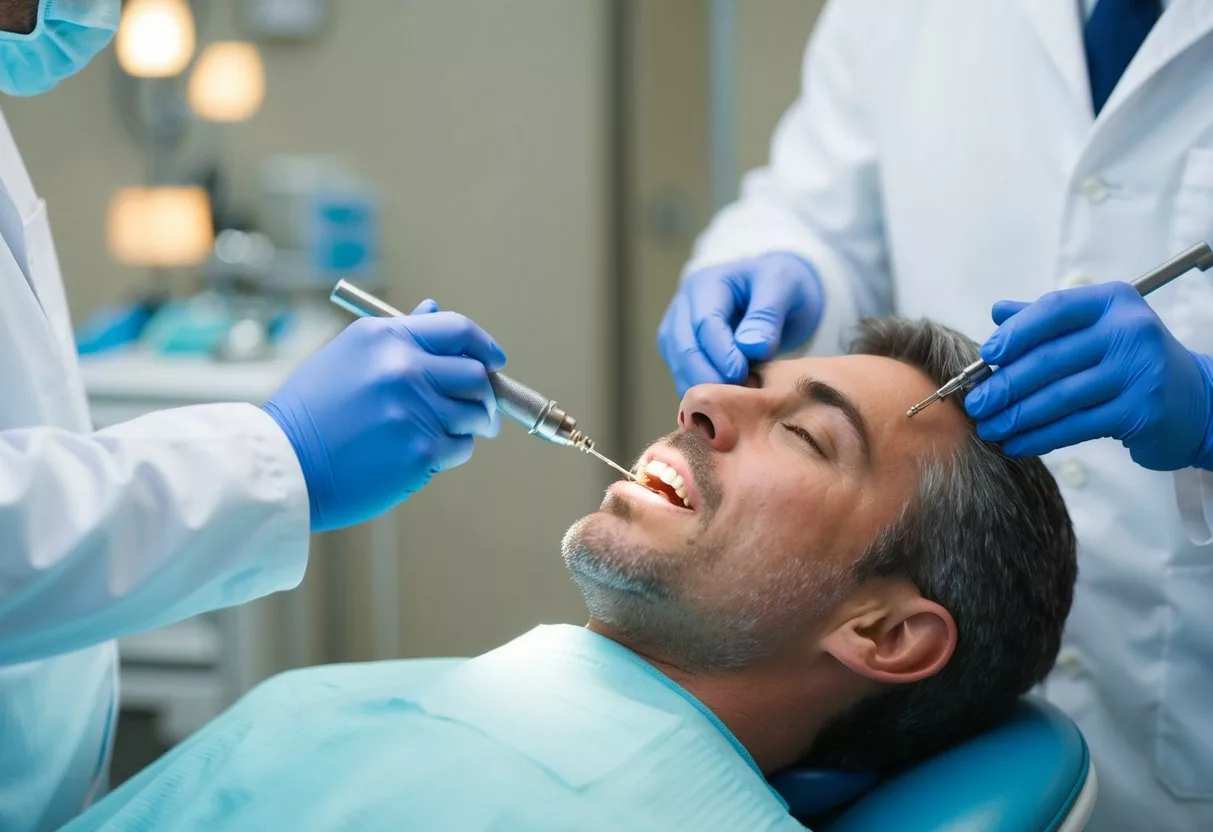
xmin=264 ymin=304 xmax=507 ymax=531
xmin=964 ymin=281 xmax=1213 ymax=471
xmin=657 ymin=252 xmax=824 ymax=395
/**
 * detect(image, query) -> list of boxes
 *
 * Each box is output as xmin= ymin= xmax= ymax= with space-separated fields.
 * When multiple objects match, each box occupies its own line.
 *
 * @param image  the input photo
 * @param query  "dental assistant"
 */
xmin=660 ymin=0 xmax=1213 ymax=829
xmin=0 ymin=3 xmax=505 ymax=830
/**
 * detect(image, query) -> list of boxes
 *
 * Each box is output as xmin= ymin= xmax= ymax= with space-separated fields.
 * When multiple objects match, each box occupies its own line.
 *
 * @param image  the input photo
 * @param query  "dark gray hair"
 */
xmin=804 ymin=318 xmax=1077 ymax=771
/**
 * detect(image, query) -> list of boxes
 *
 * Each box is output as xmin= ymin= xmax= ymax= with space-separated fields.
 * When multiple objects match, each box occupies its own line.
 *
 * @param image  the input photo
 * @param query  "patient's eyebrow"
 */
xmin=796 ymin=376 xmax=872 ymax=464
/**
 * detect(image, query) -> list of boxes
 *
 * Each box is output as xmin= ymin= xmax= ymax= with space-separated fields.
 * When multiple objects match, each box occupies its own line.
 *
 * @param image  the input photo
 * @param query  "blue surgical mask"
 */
xmin=0 ymin=0 xmax=120 ymax=97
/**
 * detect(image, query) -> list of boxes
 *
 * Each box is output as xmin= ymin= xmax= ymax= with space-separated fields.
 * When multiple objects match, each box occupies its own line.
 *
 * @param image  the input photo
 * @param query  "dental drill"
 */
xmin=906 ymin=242 xmax=1213 ymax=417
xmin=329 ymin=280 xmax=637 ymax=481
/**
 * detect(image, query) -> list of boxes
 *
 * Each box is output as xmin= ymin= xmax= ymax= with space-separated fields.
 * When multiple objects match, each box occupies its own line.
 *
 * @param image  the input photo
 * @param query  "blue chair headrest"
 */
xmin=768 ymin=768 xmax=879 ymax=816
xmin=770 ymin=696 xmax=1094 ymax=831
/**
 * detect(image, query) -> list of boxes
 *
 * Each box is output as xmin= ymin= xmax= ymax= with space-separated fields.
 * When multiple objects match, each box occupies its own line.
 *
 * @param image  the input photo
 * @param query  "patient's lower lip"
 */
xmin=609 ymin=480 xmax=693 ymax=512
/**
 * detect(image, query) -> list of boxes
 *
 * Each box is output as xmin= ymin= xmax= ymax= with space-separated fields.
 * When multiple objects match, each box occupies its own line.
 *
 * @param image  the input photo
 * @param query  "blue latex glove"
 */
xmin=965 ymin=281 xmax=1213 ymax=471
xmin=264 ymin=299 xmax=506 ymax=531
xmin=657 ymin=252 xmax=824 ymax=395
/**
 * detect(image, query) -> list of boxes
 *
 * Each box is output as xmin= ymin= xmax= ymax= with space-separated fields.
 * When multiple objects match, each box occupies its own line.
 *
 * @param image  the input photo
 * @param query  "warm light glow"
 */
xmin=107 ymin=187 xmax=214 ymax=267
xmin=115 ymin=0 xmax=196 ymax=78
xmin=188 ymin=42 xmax=266 ymax=122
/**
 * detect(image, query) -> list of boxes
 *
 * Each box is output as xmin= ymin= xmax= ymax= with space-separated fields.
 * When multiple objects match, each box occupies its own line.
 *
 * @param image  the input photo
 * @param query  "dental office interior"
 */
xmin=6 ymin=1 xmax=1102 ymax=829
xmin=7 ymin=0 xmax=818 ymax=786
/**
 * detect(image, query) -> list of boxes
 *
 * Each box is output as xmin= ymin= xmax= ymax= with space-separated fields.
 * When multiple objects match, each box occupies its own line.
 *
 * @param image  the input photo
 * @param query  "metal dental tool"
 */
xmin=330 ymin=280 xmax=637 ymax=480
xmin=907 ymin=242 xmax=1213 ymax=418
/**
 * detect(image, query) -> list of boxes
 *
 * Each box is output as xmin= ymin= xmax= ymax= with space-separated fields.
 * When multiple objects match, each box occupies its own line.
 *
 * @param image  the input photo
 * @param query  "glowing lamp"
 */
xmin=116 ymin=0 xmax=197 ymax=78
xmin=188 ymin=41 xmax=266 ymax=123
xmin=107 ymin=187 xmax=213 ymax=267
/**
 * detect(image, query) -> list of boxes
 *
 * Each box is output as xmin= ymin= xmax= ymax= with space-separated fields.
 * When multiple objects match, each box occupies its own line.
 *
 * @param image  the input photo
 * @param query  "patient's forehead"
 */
xmin=762 ymin=355 xmax=969 ymax=464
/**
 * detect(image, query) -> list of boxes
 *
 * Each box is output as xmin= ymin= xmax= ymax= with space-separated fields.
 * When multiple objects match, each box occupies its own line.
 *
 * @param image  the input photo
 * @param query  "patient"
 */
xmin=67 ymin=319 xmax=1076 ymax=832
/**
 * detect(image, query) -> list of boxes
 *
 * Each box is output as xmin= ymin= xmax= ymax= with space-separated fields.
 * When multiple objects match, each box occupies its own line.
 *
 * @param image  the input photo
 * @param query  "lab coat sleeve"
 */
xmin=0 ymin=402 xmax=310 ymax=664
xmin=684 ymin=0 xmax=893 ymax=355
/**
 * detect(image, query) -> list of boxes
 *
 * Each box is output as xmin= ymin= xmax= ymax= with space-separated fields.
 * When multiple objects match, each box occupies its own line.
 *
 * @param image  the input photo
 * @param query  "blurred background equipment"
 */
xmin=1 ymin=0 xmax=826 ymax=783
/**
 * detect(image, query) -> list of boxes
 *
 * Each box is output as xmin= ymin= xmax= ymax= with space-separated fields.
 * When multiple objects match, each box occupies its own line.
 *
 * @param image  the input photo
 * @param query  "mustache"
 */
xmin=648 ymin=430 xmax=722 ymax=515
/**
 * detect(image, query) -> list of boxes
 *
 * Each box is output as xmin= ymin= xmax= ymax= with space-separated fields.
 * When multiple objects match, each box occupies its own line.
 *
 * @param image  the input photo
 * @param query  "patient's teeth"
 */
xmin=642 ymin=460 xmax=669 ymax=479
xmin=637 ymin=459 xmax=690 ymax=508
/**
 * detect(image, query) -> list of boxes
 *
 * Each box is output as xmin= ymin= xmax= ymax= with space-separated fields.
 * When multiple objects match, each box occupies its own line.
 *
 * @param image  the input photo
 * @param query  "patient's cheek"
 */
xmin=756 ymin=480 xmax=868 ymax=566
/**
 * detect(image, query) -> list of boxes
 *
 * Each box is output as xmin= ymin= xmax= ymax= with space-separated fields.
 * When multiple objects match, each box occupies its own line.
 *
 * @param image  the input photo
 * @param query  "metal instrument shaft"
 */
xmin=329 ymin=280 xmax=637 ymax=480
xmin=907 ymin=242 xmax=1213 ymax=417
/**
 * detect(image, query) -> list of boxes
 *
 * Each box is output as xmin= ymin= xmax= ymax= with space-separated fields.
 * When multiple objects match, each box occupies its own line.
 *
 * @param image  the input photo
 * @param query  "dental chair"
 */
xmin=770 ymin=696 xmax=1097 ymax=831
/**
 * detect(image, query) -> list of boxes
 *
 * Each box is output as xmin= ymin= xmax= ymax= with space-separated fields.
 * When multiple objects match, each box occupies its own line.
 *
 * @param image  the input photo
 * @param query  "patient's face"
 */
xmin=562 ymin=355 xmax=968 ymax=667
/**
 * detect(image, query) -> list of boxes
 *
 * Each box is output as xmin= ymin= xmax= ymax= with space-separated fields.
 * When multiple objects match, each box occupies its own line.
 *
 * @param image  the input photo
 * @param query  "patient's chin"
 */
xmin=561 ymin=515 xmax=665 ymax=591
xmin=560 ymin=520 xmax=764 ymax=669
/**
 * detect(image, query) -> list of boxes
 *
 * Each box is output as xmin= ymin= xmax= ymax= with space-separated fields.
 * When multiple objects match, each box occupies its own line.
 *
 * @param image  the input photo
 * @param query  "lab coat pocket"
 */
xmin=1170 ymin=149 xmax=1213 ymax=353
xmin=1154 ymin=563 xmax=1213 ymax=800
xmin=1173 ymin=148 xmax=1213 ymax=247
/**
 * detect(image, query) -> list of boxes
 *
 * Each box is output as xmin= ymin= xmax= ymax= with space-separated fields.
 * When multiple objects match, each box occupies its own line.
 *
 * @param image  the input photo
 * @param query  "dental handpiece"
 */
xmin=329 ymin=280 xmax=637 ymax=480
xmin=906 ymin=241 xmax=1213 ymax=417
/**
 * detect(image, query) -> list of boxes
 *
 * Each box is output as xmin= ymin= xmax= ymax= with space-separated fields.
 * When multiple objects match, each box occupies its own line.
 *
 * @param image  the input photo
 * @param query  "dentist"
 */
xmin=0 ymin=2 xmax=504 ymax=829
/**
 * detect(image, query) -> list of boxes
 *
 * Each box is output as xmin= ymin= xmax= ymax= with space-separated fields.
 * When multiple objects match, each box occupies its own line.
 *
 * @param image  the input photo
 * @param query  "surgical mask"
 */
xmin=0 ymin=0 xmax=120 ymax=97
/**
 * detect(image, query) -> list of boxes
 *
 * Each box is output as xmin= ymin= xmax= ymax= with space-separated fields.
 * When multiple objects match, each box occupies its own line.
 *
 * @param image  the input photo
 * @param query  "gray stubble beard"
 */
xmin=560 ymin=513 xmax=774 ymax=670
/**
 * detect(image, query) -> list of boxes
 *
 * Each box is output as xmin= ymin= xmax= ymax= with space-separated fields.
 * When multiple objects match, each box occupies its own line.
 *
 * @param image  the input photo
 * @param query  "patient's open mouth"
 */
xmin=634 ymin=459 xmax=691 ymax=510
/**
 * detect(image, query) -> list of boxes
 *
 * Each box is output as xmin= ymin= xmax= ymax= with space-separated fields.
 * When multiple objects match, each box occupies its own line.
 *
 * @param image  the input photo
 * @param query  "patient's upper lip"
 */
xmin=638 ymin=445 xmax=699 ymax=511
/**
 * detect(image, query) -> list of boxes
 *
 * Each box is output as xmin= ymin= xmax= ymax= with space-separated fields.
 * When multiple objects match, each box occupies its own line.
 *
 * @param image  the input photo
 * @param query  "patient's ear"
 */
xmin=819 ymin=580 xmax=956 ymax=684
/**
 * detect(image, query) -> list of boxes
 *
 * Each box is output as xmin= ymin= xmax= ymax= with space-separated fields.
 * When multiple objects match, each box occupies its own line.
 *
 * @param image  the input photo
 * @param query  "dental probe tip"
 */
xmin=907 ymin=392 xmax=941 ymax=418
xmin=908 ymin=367 xmax=976 ymax=417
xmin=586 ymin=446 xmax=639 ymax=481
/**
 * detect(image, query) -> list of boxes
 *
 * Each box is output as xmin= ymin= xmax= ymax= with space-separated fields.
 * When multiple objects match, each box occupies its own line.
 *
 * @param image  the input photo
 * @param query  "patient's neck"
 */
xmin=588 ymin=620 xmax=861 ymax=774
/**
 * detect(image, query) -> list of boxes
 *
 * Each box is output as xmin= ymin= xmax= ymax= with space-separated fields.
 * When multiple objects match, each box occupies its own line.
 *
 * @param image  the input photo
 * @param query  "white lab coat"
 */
xmin=0 ymin=108 xmax=311 ymax=831
xmin=688 ymin=1 xmax=1213 ymax=828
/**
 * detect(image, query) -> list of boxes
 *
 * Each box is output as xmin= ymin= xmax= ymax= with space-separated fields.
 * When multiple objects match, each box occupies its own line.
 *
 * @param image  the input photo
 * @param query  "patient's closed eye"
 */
xmin=784 ymin=423 xmax=824 ymax=456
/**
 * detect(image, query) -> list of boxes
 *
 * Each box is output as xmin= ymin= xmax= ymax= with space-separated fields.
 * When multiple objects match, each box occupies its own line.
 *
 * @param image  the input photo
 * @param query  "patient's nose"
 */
xmin=678 ymin=383 xmax=746 ymax=451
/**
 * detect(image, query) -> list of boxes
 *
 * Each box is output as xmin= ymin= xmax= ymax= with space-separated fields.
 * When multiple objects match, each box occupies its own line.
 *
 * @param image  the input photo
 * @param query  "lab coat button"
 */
xmin=1059 ymin=458 xmax=1087 ymax=489
xmin=1062 ymin=271 xmax=1094 ymax=288
xmin=1080 ymin=176 xmax=1110 ymax=204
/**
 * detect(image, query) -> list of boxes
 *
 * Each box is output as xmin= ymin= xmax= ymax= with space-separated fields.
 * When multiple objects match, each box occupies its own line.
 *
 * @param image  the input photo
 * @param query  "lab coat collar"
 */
xmin=1018 ymin=0 xmax=1213 ymax=124
xmin=1018 ymin=0 xmax=1091 ymax=114
xmin=0 ymin=108 xmax=37 ymax=216
xmin=1096 ymin=0 xmax=1213 ymax=123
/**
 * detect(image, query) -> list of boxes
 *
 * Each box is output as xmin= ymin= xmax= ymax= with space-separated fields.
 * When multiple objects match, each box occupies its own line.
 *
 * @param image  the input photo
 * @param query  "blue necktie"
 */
xmin=1084 ymin=0 xmax=1162 ymax=114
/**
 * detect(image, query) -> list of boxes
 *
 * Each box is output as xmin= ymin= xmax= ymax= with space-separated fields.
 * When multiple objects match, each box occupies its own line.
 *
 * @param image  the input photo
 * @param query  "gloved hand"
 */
xmin=657 ymin=252 xmax=824 ymax=395
xmin=965 ymin=281 xmax=1213 ymax=471
xmin=264 ymin=299 xmax=506 ymax=531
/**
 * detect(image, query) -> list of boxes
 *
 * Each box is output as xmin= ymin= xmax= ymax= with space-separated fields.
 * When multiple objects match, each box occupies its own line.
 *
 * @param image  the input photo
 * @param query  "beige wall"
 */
xmin=623 ymin=0 xmax=711 ymax=451
xmin=4 ymin=0 xmax=611 ymax=660
xmin=737 ymin=0 xmax=823 ymax=172
xmin=624 ymin=0 xmax=824 ymax=451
